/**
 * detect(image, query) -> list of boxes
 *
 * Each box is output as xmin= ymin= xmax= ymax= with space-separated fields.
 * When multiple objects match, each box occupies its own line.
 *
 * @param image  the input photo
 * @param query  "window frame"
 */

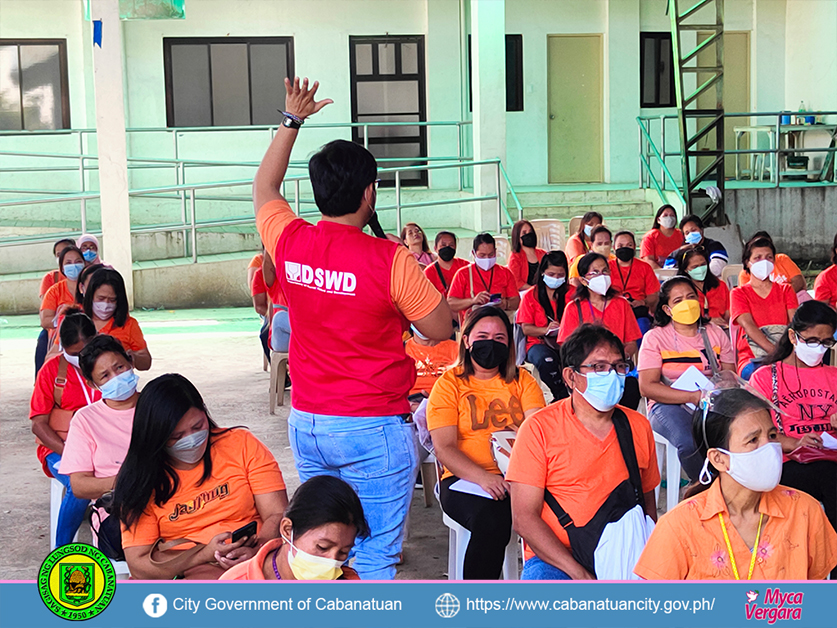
xmin=0 ymin=38 xmax=70 ymax=130
xmin=467 ymin=34 xmax=525 ymax=113
xmin=639 ymin=32 xmax=676 ymax=108
xmin=162 ymin=36 xmax=295 ymax=127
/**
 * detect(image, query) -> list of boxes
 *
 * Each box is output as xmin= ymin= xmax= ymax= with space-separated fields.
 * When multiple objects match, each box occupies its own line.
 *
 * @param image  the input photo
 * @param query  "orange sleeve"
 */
xmin=255 ymin=199 xmax=300 ymax=261
xmin=814 ymin=267 xmax=837 ymax=306
xmin=738 ymin=268 xmax=750 ymax=286
xmin=390 ymin=246 xmax=443 ymax=321
xmin=426 ymin=371 xmax=461 ymax=431
xmin=565 ymin=235 xmax=585 ymax=262
xmin=518 ymin=370 xmax=546 ymax=412
xmin=633 ymin=513 xmax=690 ymax=580
xmin=779 ymin=254 xmax=802 ymax=279
xmin=41 ymin=284 xmax=59 ymax=313
xmin=638 ymin=420 xmax=661 ymax=493
xmin=569 ymin=257 xmax=581 ymax=280
xmin=807 ymin=494 xmax=837 ymax=580
xmin=40 ymin=272 xmax=56 ymax=298
xmin=505 ymin=416 xmax=548 ymax=488
xmin=241 ymin=431 xmax=286 ymax=494
xmin=248 ymin=254 xmax=264 ymax=269
xmin=121 ymin=509 xmax=161 ymax=549
xmin=127 ymin=318 xmax=148 ymax=352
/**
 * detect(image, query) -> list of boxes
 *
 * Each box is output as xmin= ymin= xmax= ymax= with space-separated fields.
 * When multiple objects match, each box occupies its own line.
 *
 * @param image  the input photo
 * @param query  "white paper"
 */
xmin=822 ymin=432 xmax=837 ymax=450
xmin=671 ymin=366 xmax=711 ymax=412
xmin=449 ymin=479 xmax=494 ymax=500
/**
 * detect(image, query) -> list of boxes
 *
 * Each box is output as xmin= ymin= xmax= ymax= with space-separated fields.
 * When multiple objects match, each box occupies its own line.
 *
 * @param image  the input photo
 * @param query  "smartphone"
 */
xmin=407 ymin=393 xmax=425 ymax=404
xmin=489 ymin=293 xmax=502 ymax=304
xmin=231 ymin=521 xmax=257 ymax=543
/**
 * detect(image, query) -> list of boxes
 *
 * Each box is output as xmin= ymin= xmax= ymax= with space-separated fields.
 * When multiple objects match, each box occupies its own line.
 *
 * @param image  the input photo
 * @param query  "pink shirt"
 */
xmin=60 ymin=399 xmax=135 ymax=478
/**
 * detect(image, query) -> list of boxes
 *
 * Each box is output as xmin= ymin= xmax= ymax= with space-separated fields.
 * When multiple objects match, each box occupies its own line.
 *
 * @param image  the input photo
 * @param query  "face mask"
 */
xmin=63 ymin=263 xmax=84 ymax=281
xmin=474 ymin=256 xmax=496 ymax=272
xmin=437 ymin=246 xmax=456 ymax=262
xmin=521 ymin=232 xmax=537 ymax=248
xmin=586 ymin=274 xmax=611 ymax=296
xmin=99 ymin=369 xmax=139 ymax=401
xmin=717 ymin=442 xmax=783 ymax=492
xmin=82 ymin=249 xmax=98 ymax=263
xmin=592 ymin=244 xmax=611 ymax=256
xmin=543 ymin=275 xmax=565 ymax=290
xmin=576 ymin=370 xmax=626 ymax=412
xmin=615 ymin=247 xmax=635 ymax=262
xmin=688 ymin=265 xmax=708 ymax=281
xmin=684 ymin=231 xmax=702 ymax=245
xmin=793 ymin=336 xmax=828 ymax=366
xmin=660 ymin=216 xmax=677 ymax=230
xmin=92 ymin=301 xmax=116 ymax=320
xmin=583 ymin=225 xmax=594 ymax=238
xmin=668 ymin=299 xmax=701 ymax=325
xmin=284 ymin=532 xmax=344 ymax=581
xmin=750 ymin=259 xmax=774 ymax=281
xmin=469 ymin=339 xmax=509 ymax=370
xmin=63 ymin=351 xmax=80 ymax=368
xmin=411 ymin=324 xmax=429 ymax=341
xmin=166 ymin=429 xmax=209 ymax=464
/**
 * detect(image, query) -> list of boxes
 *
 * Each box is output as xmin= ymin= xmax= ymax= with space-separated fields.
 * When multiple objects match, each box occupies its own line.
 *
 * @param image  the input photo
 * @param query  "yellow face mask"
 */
xmin=669 ymin=299 xmax=701 ymax=325
xmin=284 ymin=534 xmax=344 ymax=580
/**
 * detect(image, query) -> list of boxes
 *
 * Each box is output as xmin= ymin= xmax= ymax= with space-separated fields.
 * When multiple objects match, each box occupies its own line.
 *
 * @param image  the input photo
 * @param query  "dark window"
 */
xmin=163 ymin=37 xmax=294 ymax=127
xmin=468 ymin=34 xmax=525 ymax=112
xmin=350 ymin=36 xmax=427 ymax=187
xmin=640 ymin=33 xmax=675 ymax=108
xmin=0 ymin=39 xmax=70 ymax=130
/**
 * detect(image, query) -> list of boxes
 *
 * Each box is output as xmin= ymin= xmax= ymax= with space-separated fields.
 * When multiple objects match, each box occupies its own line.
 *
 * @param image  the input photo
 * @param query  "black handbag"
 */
xmin=90 ymin=493 xmax=125 ymax=561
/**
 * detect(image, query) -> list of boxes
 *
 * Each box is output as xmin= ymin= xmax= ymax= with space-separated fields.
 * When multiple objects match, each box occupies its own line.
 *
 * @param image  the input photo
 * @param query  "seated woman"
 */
xmin=518 ymin=251 xmax=573 ymax=402
xmin=114 ymin=373 xmax=288 ymax=580
xmin=814 ymin=232 xmax=837 ymax=308
xmin=220 ymin=476 xmax=367 ymax=581
xmin=731 ymin=236 xmax=798 ymax=380
xmin=737 ymin=231 xmax=808 ymax=302
xmin=30 ymin=309 xmax=101 ymax=546
xmin=568 ymin=225 xmax=614 ymax=288
xmin=507 ymin=324 xmax=660 ymax=580
xmin=675 ymin=246 xmax=730 ymax=328
xmin=748 ymin=301 xmax=837 ymax=577
xmin=634 ymin=388 xmax=837 ymax=580
xmin=77 ymin=234 xmax=103 ymax=266
xmin=557 ymin=252 xmax=642 ymax=409
xmin=424 ymin=231 xmax=469 ymax=299
xmin=82 ymin=268 xmax=152 ymax=370
xmin=638 ymin=277 xmax=734 ymax=481
xmin=564 ymin=211 xmax=602 ymax=263
xmin=609 ymin=230 xmax=659 ymax=336
xmin=507 ymin=220 xmax=547 ymax=290
xmin=40 ymin=246 xmax=85 ymax=339
xmin=35 ymin=238 xmax=76 ymax=374
xmin=664 ymin=214 xmax=728 ymax=276
xmin=640 ymin=205 xmax=683 ymax=269
xmin=401 ymin=222 xmax=435 ymax=267
xmin=427 ymin=306 xmax=545 ymax=579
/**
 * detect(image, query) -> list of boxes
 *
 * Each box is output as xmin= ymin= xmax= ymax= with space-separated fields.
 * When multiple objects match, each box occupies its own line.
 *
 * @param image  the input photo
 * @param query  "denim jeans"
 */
xmin=45 ymin=452 xmax=89 ymax=547
xmin=521 ymin=555 xmax=572 ymax=580
xmin=526 ymin=344 xmax=568 ymax=401
xmin=648 ymin=402 xmax=703 ymax=481
xmin=35 ymin=328 xmax=48 ymax=376
xmin=270 ymin=308 xmax=291 ymax=353
xmin=288 ymin=410 xmax=419 ymax=580
xmin=740 ymin=359 xmax=759 ymax=381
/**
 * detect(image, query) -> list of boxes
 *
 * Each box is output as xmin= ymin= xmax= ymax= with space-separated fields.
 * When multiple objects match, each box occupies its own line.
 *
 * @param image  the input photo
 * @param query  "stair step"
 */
xmin=521 ymin=202 xmax=654 ymax=219
xmin=511 ymin=188 xmax=648 ymax=205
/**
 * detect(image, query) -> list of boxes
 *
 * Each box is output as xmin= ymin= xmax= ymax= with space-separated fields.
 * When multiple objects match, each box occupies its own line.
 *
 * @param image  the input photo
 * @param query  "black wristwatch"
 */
xmin=280 ymin=110 xmax=303 ymax=130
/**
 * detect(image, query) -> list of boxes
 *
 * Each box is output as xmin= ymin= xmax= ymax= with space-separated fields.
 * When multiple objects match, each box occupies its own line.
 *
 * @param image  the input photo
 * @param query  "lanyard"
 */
xmin=71 ymin=365 xmax=94 ymax=406
xmin=476 ymin=266 xmax=495 ymax=293
xmin=586 ymin=299 xmax=607 ymax=323
xmin=615 ymin=261 xmax=634 ymax=297
xmin=719 ymin=511 xmax=764 ymax=580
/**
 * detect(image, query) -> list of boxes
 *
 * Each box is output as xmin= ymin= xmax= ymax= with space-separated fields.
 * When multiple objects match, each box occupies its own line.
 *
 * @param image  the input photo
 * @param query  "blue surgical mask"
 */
xmin=577 ymin=370 xmax=626 ymax=412
xmin=543 ymin=275 xmax=565 ymax=290
xmin=82 ymin=249 xmax=98 ymax=263
xmin=584 ymin=225 xmax=593 ymax=238
xmin=98 ymin=369 xmax=139 ymax=401
xmin=63 ymin=263 xmax=84 ymax=281
xmin=685 ymin=231 xmax=702 ymax=245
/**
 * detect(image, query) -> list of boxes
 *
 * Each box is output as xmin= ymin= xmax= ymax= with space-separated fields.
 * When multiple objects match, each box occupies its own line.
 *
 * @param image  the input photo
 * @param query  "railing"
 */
xmin=637 ymin=118 xmax=687 ymax=209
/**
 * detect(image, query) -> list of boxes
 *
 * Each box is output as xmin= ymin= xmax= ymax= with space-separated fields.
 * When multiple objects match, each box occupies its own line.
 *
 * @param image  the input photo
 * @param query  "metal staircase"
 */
xmin=668 ymin=0 xmax=726 ymax=223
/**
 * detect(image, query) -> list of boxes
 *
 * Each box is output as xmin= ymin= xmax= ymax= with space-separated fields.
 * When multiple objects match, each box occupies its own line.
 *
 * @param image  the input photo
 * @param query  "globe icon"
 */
xmin=435 ymin=593 xmax=460 ymax=618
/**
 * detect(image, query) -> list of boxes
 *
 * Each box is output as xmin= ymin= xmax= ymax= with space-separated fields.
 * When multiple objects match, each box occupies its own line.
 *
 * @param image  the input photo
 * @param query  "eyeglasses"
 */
xmin=796 ymin=332 xmax=836 ymax=349
xmin=373 ymin=178 xmax=381 ymax=191
xmin=575 ymin=361 xmax=633 ymax=375
xmin=584 ymin=269 xmax=611 ymax=278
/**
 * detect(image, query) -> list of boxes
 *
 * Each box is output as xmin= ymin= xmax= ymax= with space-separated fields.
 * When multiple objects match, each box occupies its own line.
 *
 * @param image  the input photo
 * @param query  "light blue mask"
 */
xmin=685 ymin=231 xmax=702 ymax=245
xmin=63 ymin=263 xmax=84 ymax=281
xmin=577 ymin=370 xmax=626 ymax=411
xmin=82 ymin=249 xmax=98 ymax=263
xmin=543 ymin=275 xmax=566 ymax=289
xmin=99 ymin=369 xmax=139 ymax=401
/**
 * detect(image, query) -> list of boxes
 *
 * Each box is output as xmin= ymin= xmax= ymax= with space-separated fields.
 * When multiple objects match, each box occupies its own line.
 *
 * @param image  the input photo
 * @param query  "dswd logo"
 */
xmin=745 ymin=588 xmax=803 ymax=624
xmin=38 ymin=543 xmax=116 ymax=621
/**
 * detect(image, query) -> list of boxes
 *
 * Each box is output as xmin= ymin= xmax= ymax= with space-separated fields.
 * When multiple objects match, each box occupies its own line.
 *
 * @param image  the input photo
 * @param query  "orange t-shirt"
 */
xmin=608 ymin=258 xmax=659 ymax=301
xmin=41 ymin=280 xmax=75 ymax=314
xmin=426 ymin=368 xmax=545 ymax=480
xmin=634 ymin=481 xmax=837 ymax=580
xmin=405 ymin=338 xmax=458 ymax=395
xmin=249 ymin=254 xmax=264 ymax=269
xmin=814 ymin=264 xmax=837 ymax=308
xmin=98 ymin=315 xmax=147 ymax=352
xmin=737 ymin=254 xmax=801 ymax=287
xmin=557 ymin=297 xmax=642 ymax=346
xmin=424 ymin=258 xmax=469 ymax=298
xmin=564 ymin=233 xmax=590 ymax=263
xmin=121 ymin=429 xmax=285 ymax=549
xmin=505 ymin=398 xmax=660 ymax=558
xmin=569 ymin=253 xmax=616 ymax=280
xmin=219 ymin=538 xmax=360 ymax=580
xmin=730 ymin=282 xmax=798 ymax=372
xmin=698 ymin=280 xmax=730 ymax=320
xmin=507 ymin=249 xmax=547 ymax=290
xmin=640 ymin=228 xmax=683 ymax=266
xmin=40 ymin=271 xmax=63 ymax=299
xmin=447 ymin=263 xmax=519 ymax=324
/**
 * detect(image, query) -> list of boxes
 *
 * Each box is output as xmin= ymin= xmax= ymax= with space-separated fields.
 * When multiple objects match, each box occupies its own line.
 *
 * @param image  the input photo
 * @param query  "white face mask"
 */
xmin=166 ymin=429 xmax=209 ymax=464
xmin=711 ymin=442 xmax=783 ymax=492
xmin=586 ymin=274 xmax=611 ymax=296
xmin=474 ymin=256 xmax=496 ymax=272
xmin=92 ymin=301 xmax=116 ymax=321
xmin=660 ymin=215 xmax=677 ymax=229
xmin=750 ymin=259 xmax=774 ymax=281
xmin=793 ymin=337 xmax=828 ymax=366
xmin=63 ymin=351 xmax=80 ymax=368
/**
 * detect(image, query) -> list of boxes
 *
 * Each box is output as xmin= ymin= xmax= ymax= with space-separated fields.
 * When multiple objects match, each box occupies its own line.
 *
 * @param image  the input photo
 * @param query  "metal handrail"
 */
xmin=498 ymin=161 xmax=522 ymax=226
xmin=637 ymin=118 xmax=688 ymax=208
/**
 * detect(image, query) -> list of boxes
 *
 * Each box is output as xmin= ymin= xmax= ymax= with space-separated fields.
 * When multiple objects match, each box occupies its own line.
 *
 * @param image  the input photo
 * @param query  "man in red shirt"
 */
xmin=254 ymin=77 xmax=452 ymax=580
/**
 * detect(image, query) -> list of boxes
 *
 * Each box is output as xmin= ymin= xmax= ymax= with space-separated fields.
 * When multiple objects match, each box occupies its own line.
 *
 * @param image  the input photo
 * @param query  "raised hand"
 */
xmin=284 ymin=77 xmax=333 ymax=121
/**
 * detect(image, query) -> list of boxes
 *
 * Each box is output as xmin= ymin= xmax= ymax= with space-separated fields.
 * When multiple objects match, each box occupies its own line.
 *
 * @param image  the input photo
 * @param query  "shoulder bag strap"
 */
xmin=469 ymin=265 xmax=475 ymax=299
xmin=699 ymin=326 xmax=722 ymax=376
xmin=434 ymin=262 xmax=448 ymax=291
xmin=610 ymin=408 xmax=644 ymax=505
xmin=771 ymin=363 xmax=784 ymax=433
xmin=543 ymin=489 xmax=576 ymax=530
xmin=53 ymin=355 xmax=68 ymax=408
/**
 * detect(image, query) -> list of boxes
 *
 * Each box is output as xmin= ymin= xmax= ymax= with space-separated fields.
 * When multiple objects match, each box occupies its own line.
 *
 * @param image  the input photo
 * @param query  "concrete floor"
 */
xmin=0 ymin=309 xmax=449 ymax=581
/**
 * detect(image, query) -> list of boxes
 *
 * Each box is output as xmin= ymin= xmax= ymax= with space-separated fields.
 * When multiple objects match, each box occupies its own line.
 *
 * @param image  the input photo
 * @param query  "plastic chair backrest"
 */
xmin=529 ymin=219 xmax=566 ymax=252
xmin=568 ymin=216 xmax=584 ymax=239
xmin=655 ymin=268 xmax=677 ymax=282
xmin=495 ymin=235 xmax=511 ymax=266
xmin=722 ymin=264 xmax=744 ymax=289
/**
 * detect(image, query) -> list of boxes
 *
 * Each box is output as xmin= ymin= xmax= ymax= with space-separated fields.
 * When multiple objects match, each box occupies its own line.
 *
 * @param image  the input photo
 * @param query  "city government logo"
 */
xmin=38 ymin=543 xmax=116 ymax=621
xmin=435 ymin=593 xmax=461 ymax=618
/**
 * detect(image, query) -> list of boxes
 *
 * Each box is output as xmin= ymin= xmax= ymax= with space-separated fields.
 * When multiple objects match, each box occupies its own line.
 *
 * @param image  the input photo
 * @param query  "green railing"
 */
xmin=636 ymin=117 xmax=687 ymax=209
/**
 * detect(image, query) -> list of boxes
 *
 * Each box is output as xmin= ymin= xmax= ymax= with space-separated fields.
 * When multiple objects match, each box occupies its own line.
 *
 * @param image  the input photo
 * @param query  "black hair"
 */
xmin=58 ymin=245 xmax=84 ymax=276
xmin=685 ymin=388 xmax=770 ymax=497
xmin=748 ymin=230 xmax=773 ymax=244
xmin=434 ymin=230 xmax=457 ymax=248
xmin=679 ymin=214 xmax=704 ymax=231
xmin=536 ymin=251 xmax=569 ymax=324
xmin=457 ymin=305 xmax=518 ymax=383
xmin=114 ymin=373 xmax=227 ymax=530
xmin=831 ymin=232 xmax=837 ymax=266
xmin=308 ymin=140 xmax=378 ymax=217
xmin=511 ymin=220 xmax=536 ymax=254
xmin=653 ymin=276 xmax=708 ymax=327
xmin=58 ymin=307 xmax=96 ymax=348
xmin=78 ymin=334 xmax=132 ymax=383
xmin=472 ymin=232 xmax=496 ymax=252
xmin=742 ymin=236 xmax=776 ymax=271
xmin=763 ymin=300 xmax=837 ymax=365
xmin=652 ymin=204 xmax=677 ymax=230
xmin=675 ymin=245 xmax=719 ymax=291
xmin=75 ymin=263 xmax=105 ymax=304
xmin=560 ymin=323 xmax=626 ymax=372
xmin=285 ymin=476 xmax=369 ymax=539
xmin=574 ymin=252 xmax=618 ymax=302
xmin=53 ymin=238 xmax=76 ymax=257
xmin=590 ymin=224 xmax=612 ymax=243
xmin=83 ymin=267 xmax=129 ymax=328
xmin=613 ymin=230 xmax=636 ymax=247
xmin=578 ymin=211 xmax=603 ymax=237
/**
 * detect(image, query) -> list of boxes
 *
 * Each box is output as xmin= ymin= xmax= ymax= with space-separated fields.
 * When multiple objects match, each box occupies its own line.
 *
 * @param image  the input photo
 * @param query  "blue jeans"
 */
xmin=288 ymin=410 xmax=419 ymax=580
xmin=741 ymin=359 xmax=759 ymax=381
xmin=521 ymin=556 xmax=572 ymax=580
xmin=270 ymin=308 xmax=291 ymax=353
xmin=45 ymin=452 xmax=89 ymax=547
xmin=526 ymin=344 xmax=567 ymax=401
xmin=648 ymin=402 xmax=703 ymax=481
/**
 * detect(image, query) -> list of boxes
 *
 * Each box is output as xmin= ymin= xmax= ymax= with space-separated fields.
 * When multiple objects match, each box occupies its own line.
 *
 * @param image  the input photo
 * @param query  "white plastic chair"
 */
xmin=111 ymin=559 xmax=131 ymax=578
xmin=495 ymin=235 xmax=511 ymax=266
xmin=269 ymin=351 xmax=289 ymax=414
xmin=722 ymin=263 xmax=743 ymax=289
xmin=442 ymin=512 xmax=520 ymax=580
xmin=653 ymin=431 xmax=682 ymax=514
xmin=529 ymin=219 xmax=566 ymax=252
xmin=50 ymin=478 xmax=80 ymax=550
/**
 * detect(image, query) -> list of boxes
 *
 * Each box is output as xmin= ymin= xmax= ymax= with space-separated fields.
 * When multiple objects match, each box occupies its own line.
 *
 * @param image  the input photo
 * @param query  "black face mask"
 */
xmin=469 ymin=339 xmax=509 ymax=370
xmin=521 ymin=232 xmax=538 ymax=248
xmin=438 ymin=246 xmax=456 ymax=262
xmin=615 ymin=247 xmax=635 ymax=262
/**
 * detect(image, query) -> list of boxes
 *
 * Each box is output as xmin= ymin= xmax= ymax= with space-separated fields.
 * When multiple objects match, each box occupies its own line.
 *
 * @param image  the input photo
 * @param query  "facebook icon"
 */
xmin=143 ymin=594 xmax=168 ymax=618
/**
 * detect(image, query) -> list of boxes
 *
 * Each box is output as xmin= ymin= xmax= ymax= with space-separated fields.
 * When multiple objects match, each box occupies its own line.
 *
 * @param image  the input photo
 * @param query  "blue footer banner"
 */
xmin=0 ymin=580 xmax=833 ymax=628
